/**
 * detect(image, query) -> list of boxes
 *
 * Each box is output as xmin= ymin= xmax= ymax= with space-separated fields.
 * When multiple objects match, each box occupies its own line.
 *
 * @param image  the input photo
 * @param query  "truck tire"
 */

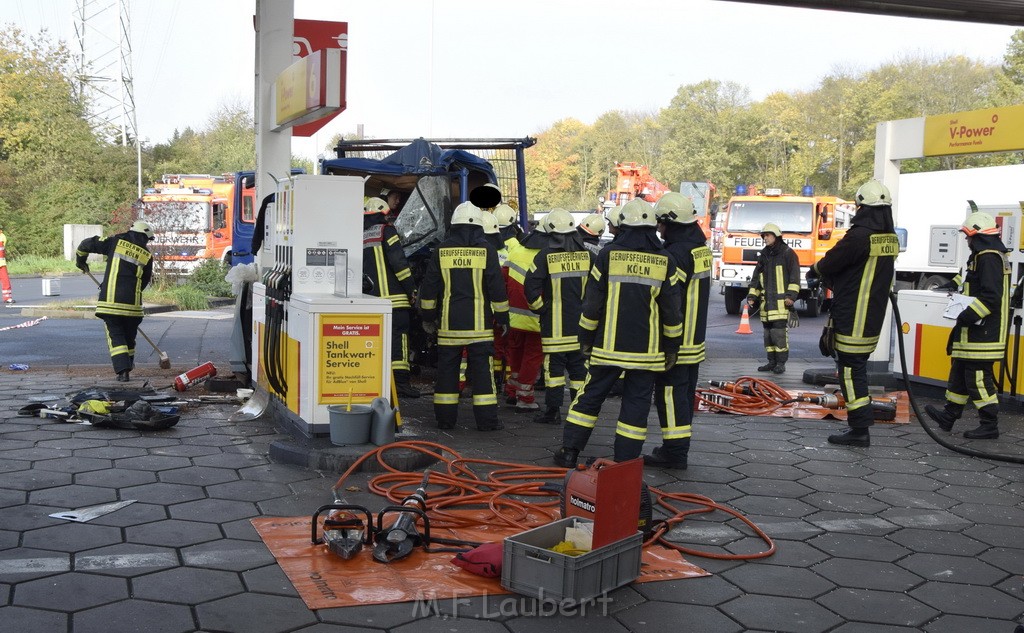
xmin=800 ymin=287 xmax=823 ymax=318
xmin=917 ymin=274 xmax=950 ymax=290
xmin=724 ymin=287 xmax=744 ymax=315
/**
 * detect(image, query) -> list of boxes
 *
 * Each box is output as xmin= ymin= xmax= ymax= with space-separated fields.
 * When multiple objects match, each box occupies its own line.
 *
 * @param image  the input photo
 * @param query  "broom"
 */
xmin=85 ymin=270 xmax=172 ymax=369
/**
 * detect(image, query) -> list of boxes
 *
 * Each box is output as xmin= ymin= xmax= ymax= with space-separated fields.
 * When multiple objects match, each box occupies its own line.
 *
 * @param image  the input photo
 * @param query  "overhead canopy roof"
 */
xmin=718 ymin=1 xmax=1024 ymax=27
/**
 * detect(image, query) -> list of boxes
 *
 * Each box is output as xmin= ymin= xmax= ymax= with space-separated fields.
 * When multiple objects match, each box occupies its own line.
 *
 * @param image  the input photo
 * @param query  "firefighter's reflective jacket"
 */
xmin=76 ymin=231 xmax=153 ymax=318
xmin=747 ymin=240 xmax=799 ymax=322
xmin=949 ymin=234 xmax=1010 ymax=361
xmin=812 ymin=207 xmax=899 ymax=355
xmin=0 ymin=229 xmax=8 ymax=266
xmin=663 ymin=223 xmax=713 ymax=364
xmin=578 ymin=228 xmax=682 ymax=369
xmin=420 ymin=225 xmax=509 ymax=346
xmin=524 ymin=232 xmax=594 ymax=353
xmin=504 ymin=231 xmax=548 ymax=333
xmin=363 ymin=215 xmax=416 ymax=308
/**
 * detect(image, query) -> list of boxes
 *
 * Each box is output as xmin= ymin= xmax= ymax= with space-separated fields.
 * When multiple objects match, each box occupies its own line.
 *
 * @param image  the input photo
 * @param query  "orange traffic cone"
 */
xmin=736 ymin=303 xmax=753 ymax=335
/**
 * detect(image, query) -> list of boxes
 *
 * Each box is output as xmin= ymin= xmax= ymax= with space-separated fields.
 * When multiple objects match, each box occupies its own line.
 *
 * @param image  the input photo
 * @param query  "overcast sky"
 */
xmin=3 ymin=0 xmax=1020 ymax=162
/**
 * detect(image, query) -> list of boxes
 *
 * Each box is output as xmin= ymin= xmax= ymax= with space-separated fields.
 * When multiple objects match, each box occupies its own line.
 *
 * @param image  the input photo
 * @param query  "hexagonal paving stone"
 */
xmin=0 ymin=447 xmax=72 ymax=461
xmin=73 ymin=598 xmax=195 ymax=633
xmin=150 ymin=444 xmax=223 ymax=457
xmin=0 ymin=530 xmax=19 ymax=551
xmin=74 ymin=468 xmax=157 ymax=488
xmin=886 ymin=529 xmax=987 ymax=556
xmin=22 ymin=522 xmax=123 ymax=553
xmin=730 ymin=495 xmax=817 ymax=519
xmin=126 ymin=519 xmax=223 ymax=548
xmin=964 ymin=523 xmax=1024 ymax=548
xmin=909 ymin=577 xmax=1019 ymax=618
xmin=0 ymin=458 xmax=31 ymax=474
xmin=812 ymin=558 xmax=924 ymax=592
xmin=860 ymin=458 xmax=936 ymax=475
xmin=192 ymin=453 xmax=269 ymax=469
xmin=802 ymin=492 xmax=890 ymax=514
xmin=75 ymin=446 xmax=149 ymax=459
xmin=978 ymin=546 xmax=1024 ymax=574
xmin=36 ymin=438 xmax=108 ymax=450
xmin=878 ymin=508 xmax=971 ymax=531
xmin=0 ymin=488 xmax=26 ymax=509
xmin=110 ymin=436 xmax=182 ymax=448
xmin=87 ymin=502 xmax=168 ymax=528
xmin=614 ymin=601 xmax=741 ymax=633
xmin=120 ymin=482 xmax=207 ymax=505
xmin=75 ymin=543 xmax=177 ymax=577
xmin=316 ymin=600 xmax=449 ymax=629
xmin=897 ymin=553 xmax=1009 ymax=585
xmin=14 ymin=572 xmax=128 ymax=611
xmin=180 ymin=539 xmax=275 ymax=572
xmin=241 ymin=564 xmax=300 ymax=597
xmin=807 ymin=533 xmax=911 ymax=562
xmin=28 ymin=484 xmax=118 ymax=508
xmin=0 ymin=547 xmax=69 ymax=582
xmin=196 ymin=593 xmax=316 ymax=633
xmin=816 ymin=588 xmax=939 ymax=627
xmin=720 ymin=593 xmax=842 ymax=632
xmin=238 ymin=463 xmax=323 ymax=484
xmin=132 ymin=567 xmax=245 ymax=604
xmin=923 ymin=613 xmax=1018 ymax=633
xmin=937 ymin=485 xmax=1022 ymax=506
xmin=113 ymin=455 xmax=193 ymax=471
xmin=722 ymin=563 xmax=835 ymax=598
xmin=32 ymin=457 xmax=112 ymax=474
xmin=0 ymin=606 xmax=67 ymax=633
xmin=2 ymin=469 xmax=73 ymax=491
xmin=169 ymin=498 xmax=258 ymax=524
xmin=948 ymin=502 xmax=1024 ymax=527
xmin=206 ymin=479 xmax=292 ymax=502
xmin=159 ymin=466 xmax=240 ymax=486
xmin=864 ymin=472 xmax=945 ymax=491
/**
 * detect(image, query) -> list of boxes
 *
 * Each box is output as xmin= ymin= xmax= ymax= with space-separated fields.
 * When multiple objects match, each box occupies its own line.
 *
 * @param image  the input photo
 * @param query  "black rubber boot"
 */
xmin=827 ymin=427 xmax=869 ymax=447
xmin=116 ymin=370 xmax=130 ymax=383
xmin=642 ymin=446 xmax=687 ymax=470
xmin=964 ymin=405 xmax=999 ymax=439
xmin=553 ymin=447 xmax=579 ymax=469
xmin=924 ymin=404 xmax=957 ymax=432
xmin=757 ymin=352 xmax=776 ymax=372
xmin=772 ymin=364 xmax=786 ymax=375
xmin=532 ymin=408 xmax=560 ymax=424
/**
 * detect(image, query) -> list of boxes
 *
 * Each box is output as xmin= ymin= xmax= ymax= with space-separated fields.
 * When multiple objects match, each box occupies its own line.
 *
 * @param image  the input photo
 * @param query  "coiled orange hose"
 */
xmin=330 ymin=440 xmax=774 ymax=560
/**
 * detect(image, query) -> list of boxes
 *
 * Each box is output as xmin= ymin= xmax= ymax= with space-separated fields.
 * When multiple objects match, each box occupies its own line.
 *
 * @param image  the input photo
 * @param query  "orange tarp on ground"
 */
xmin=253 ymin=510 xmax=708 ymax=610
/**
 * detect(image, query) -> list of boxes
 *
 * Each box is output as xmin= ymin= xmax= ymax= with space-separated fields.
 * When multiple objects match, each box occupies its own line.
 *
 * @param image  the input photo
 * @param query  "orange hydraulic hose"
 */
xmin=330 ymin=440 xmax=775 ymax=560
xmin=696 ymin=376 xmax=795 ymax=415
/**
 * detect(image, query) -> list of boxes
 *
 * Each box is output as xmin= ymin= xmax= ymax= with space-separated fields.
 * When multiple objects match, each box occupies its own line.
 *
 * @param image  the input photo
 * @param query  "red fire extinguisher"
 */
xmin=174 ymin=362 xmax=218 ymax=392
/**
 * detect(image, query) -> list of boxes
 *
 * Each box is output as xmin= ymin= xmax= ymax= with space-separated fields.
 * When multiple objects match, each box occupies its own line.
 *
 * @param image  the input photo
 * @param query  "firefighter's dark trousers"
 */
xmin=944 ymin=359 xmax=999 ymax=417
xmin=836 ymin=351 xmax=873 ymax=429
xmin=434 ymin=341 xmax=499 ymax=430
xmin=391 ymin=309 xmax=411 ymax=384
xmin=761 ymin=318 xmax=789 ymax=365
xmin=543 ymin=350 xmax=587 ymax=413
xmin=653 ymin=362 xmax=699 ymax=462
xmin=563 ymin=364 xmax=656 ymax=461
xmin=99 ymin=314 xmax=142 ymax=374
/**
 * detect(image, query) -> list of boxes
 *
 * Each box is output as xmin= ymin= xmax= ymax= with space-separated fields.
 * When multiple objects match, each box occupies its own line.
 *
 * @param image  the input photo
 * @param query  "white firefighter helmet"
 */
xmin=579 ymin=213 xmax=606 ymax=236
xmin=130 ymin=220 xmax=155 ymax=240
xmin=493 ymin=203 xmax=519 ymax=228
xmin=618 ymin=199 xmax=657 ymax=227
xmin=655 ymin=192 xmax=697 ymax=224
xmin=364 ymin=197 xmax=389 ymax=215
xmin=854 ymin=180 xmax=893 ymax=207
xmin=960 ymin=211 xmax=999 ymax=236
xmin=480 ymin=211 xmax=500 ymax=235
xmin=760 ymin=223 xmax=783 ymax=237
xmin=451 ymin=201 xmax=483 ymax=226
xmin=543 ymin=208 xmax=576 ymax=234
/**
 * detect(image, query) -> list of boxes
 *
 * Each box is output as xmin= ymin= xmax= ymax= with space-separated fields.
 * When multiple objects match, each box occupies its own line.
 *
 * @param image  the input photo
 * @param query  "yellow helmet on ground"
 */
xmin=655 ymin=192 xmax=697 ymax=224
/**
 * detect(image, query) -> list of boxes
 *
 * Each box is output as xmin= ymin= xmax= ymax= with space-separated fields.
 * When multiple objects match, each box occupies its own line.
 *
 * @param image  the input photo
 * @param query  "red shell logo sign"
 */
xmin=293 ymin=19 xmax=348 ymax=137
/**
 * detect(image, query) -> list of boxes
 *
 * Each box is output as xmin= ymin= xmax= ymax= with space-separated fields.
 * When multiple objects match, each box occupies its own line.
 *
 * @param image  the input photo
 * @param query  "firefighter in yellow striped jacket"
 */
xmin=925 ymin=211 xmax=1010 ymax=440
xmin=363 ymin=197 xmax=420 ymax=398
xmin=553 ymin=199 xmax=682 ymax=468
xmin=747 ymin=223 xmax=800 ymax=375
xmin=808 ymin=180 xmax=899 ymax=447
xmin=75 ymin=221 xmax=154 ymax=382
xmin=645 ymin=193 xmax=713 ymax=470
xmin=419 ymin=202 xmax=510 ymax=431
xmin=524 ymin=209 xmax=594 ymax=425
xmin=502 ymin=219 xmax=548 ymax=413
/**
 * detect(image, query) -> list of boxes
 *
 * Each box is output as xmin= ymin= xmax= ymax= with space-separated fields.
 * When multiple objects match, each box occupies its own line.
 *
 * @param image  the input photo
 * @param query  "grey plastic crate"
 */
xmin=501 ymin=517 xmax=642 ymax=603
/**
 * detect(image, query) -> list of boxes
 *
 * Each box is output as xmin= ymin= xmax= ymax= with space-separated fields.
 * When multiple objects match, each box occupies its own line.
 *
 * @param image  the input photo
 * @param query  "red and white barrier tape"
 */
xmin=0 ymin=316 xmax=48 ymax=332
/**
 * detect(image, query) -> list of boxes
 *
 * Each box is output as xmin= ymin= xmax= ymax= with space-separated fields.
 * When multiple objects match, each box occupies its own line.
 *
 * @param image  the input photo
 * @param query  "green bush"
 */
xmin=188 ymin=260 xmax=233 ymax=297
xmin=163 ymin=285 xmax=209 ymax=311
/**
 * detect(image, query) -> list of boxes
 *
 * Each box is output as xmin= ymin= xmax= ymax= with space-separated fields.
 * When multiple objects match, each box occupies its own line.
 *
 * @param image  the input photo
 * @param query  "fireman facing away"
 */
xmin=646 ymin=193 xmax=713 ymax=470
xmin=525 ymin=209 xmax=594 ymax=425
xmin=808 ymin=179 xmax=899 ymax=447
xmin=554 ymin=199 xmax=682 ymax=468
xmin=362 ymin=197 xmax=421 ymax=398
xmin=747 ymin=223 xmax=800 ymax=374
xmin=76 ymin=221 xmax=155 ymax=382
xmin=419 ymin=202 xmax=510 ymax=431
xmin=925 ymin=211 xmax=1010 ymax=440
